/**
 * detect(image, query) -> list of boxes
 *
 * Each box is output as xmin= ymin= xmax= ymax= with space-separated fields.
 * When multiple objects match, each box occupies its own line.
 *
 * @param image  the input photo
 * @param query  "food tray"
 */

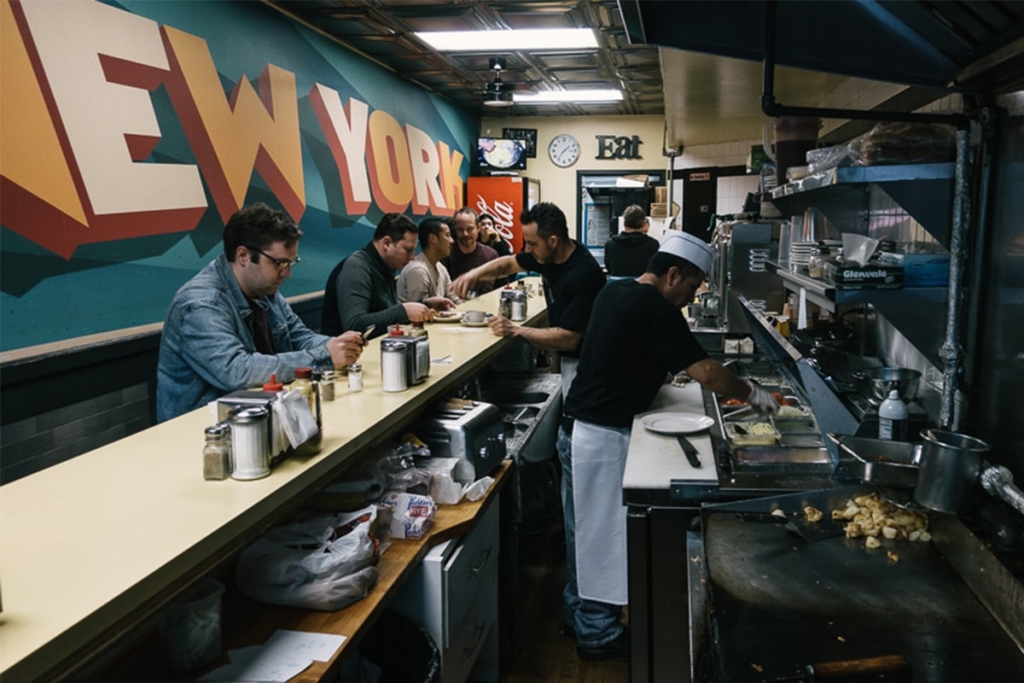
xmin=828 ymin=433 xmax=921 ymax=489
xmin=772 ymin=417 xmax=818 ymax=434
xmin=724 ymin=421 xmax=780 ymax=446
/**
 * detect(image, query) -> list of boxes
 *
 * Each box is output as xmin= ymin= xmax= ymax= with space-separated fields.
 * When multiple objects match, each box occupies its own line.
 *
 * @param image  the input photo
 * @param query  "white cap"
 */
xmin=658 ymin=231 xmax=716 ymax=275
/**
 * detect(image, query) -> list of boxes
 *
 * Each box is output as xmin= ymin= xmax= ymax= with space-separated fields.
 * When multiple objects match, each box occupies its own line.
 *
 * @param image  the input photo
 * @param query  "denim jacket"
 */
xmin=156 ymin=254 xmax=332 ymax=421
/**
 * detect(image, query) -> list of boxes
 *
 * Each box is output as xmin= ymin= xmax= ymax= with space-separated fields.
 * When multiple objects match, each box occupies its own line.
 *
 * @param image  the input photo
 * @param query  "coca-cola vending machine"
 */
xmin=466 ymin=176 xmax=541 ymax=253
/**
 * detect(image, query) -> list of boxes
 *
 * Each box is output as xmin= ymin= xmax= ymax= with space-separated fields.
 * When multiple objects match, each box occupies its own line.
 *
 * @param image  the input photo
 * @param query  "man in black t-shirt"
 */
xmin=450 ymin=202 xmax=605 ymax=396
xmin=560 ymin=232 xmax=779 ymax=660
xmin=603 ymin=204 xmax=659 ymax=276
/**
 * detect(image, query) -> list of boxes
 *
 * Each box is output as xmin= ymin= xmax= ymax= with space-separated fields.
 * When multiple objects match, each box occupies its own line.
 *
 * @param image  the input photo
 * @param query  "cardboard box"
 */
xmin=650 ymin=202 xmax=668 ymax=217
xmin=824 ymin=259 xmax=903 ymax=289
xmin=654 ymin=186 xmax=668 ymax=203
xmin=878 ymin=251 xmax=950 ymax=287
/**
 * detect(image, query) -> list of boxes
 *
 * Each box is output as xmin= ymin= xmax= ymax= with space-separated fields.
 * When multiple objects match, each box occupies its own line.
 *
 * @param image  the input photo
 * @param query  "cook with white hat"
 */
xmin=557 ymin=230 xmax=778 ymax=661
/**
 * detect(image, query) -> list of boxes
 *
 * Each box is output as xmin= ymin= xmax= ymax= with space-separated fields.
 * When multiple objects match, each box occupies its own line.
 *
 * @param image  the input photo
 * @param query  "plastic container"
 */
xmin=158 ymin=578 xmax=225 ymax=673
xmin=877 ymin=390 xmax=908 ymax=441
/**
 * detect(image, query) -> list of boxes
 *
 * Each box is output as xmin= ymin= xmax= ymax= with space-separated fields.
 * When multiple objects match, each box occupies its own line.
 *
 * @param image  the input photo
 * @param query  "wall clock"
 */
xmin=548 ymin=134 xmax=580 ymax=168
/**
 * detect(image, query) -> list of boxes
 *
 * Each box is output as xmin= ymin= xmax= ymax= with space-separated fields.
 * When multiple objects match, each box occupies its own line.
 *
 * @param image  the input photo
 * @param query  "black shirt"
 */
xmin=603 ymin=232 xmax=660 ymax=277
xmin=565 ymin=279 xmax=708 ymax=428
xmin=515 ymin=242 xmax=605 ymax=358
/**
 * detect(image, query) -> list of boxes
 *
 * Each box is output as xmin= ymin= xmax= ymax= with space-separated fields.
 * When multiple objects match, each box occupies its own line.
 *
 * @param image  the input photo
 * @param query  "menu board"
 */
xmin=503 ymin=127 xmax=538 ymax=158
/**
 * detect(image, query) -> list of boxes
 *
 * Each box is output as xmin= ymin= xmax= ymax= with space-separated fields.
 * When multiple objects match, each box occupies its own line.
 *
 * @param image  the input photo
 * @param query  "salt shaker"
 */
xmin=348 ymin=362 xmax=364 ymax=392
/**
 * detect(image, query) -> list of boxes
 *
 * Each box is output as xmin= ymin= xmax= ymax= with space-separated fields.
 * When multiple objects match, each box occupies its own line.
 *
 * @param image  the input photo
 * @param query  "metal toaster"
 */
xmin=415 ymin=401 xmax=506 ymax=479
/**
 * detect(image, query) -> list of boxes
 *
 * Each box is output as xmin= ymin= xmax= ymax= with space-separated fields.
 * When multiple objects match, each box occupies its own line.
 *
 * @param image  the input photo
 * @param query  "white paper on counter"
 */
xmin=198 ymin=630 xmax=345 ymax=682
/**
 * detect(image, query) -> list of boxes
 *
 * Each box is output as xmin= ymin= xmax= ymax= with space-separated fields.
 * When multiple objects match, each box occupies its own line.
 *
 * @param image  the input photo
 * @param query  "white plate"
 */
xmin=640 ymin=412 xmax=714 ymax=435
xmin=432 ymin=312 xmax=464 ymax=323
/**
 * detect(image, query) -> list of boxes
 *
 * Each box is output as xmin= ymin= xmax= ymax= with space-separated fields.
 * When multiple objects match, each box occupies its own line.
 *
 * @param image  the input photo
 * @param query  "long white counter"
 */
xmin=0 ymin=281 xmax=547 ymax=683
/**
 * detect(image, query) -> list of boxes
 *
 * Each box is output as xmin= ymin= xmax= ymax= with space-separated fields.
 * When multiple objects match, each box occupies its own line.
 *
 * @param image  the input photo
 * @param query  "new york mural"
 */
xmin=0 ymin=0 xmax=476 ymax=350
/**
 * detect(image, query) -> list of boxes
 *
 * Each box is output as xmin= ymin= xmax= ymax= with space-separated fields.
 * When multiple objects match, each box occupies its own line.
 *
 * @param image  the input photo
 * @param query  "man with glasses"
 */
xmin=157 ymin=203 xmax=365 ymax=421
xmin=322 ymin=213 xmax=452 ymax=339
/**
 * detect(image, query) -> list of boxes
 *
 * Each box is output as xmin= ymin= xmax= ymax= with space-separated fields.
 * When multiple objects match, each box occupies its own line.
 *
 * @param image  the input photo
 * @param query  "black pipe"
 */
xmin=760 ymin=1 xmax=970 ymax=131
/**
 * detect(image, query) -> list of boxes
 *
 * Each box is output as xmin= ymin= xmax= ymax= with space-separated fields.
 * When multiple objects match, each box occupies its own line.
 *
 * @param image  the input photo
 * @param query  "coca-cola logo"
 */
xmin=474 ymin=194 xmax=515 ymax=247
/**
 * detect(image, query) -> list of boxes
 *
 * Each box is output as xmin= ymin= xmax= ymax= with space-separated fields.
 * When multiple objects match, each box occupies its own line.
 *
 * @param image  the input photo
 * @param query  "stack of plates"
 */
xmin=789 ymin=241 xmax=817 ymax=268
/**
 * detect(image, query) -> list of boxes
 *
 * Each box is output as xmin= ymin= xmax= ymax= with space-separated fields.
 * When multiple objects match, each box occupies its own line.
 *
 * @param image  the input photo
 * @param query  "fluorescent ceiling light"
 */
xmin=417 ymin=28 xmax=597 ymax=51
xmin=514 ymin=89 xmax=623 ymax=104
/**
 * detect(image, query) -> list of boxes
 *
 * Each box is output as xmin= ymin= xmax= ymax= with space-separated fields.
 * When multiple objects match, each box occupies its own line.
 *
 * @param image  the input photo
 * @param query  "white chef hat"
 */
xmin=658 ymin=231 xmax=716 ymax=275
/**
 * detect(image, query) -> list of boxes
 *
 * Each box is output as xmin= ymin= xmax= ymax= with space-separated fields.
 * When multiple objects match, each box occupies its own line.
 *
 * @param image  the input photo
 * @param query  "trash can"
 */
xmin=348 ymin=610 xmax=441 ymax=683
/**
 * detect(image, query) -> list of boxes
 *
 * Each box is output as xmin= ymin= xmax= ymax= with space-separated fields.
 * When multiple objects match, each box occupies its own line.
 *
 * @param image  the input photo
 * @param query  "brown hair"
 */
xmin=223 ymin=203 xmax=302 ymax=262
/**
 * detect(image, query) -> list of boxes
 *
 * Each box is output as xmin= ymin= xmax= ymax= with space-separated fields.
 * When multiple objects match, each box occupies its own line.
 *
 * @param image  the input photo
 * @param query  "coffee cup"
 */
xmin=463 ymin=310 xmax=486 ymax=323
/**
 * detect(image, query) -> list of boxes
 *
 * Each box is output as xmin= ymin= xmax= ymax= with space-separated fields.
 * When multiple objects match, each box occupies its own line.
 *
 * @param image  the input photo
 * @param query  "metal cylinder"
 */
xmin=914 ymin=429 xmax=988 ymax=513
xmin=229 ymin=407 xmax=270 ymax=481
xmin=381 ymin=339 xmax=408 ymax=392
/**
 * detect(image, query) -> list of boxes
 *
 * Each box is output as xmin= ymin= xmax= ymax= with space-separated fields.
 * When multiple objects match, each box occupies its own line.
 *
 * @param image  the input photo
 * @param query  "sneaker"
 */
xmin=576 ymin=629 xmax=630 ymax=661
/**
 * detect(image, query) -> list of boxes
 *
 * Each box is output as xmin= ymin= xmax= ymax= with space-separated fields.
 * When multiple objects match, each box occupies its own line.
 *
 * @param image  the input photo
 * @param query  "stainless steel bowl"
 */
xmin=853 ymin=367 xmax=921 ymax=404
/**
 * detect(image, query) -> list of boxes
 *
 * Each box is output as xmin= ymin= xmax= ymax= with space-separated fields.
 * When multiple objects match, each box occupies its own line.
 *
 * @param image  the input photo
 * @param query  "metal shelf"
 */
xmin=770 ymin=163 xmax=955 ymax=247
xmin=765 ymin=261 xmax=948 ymax=368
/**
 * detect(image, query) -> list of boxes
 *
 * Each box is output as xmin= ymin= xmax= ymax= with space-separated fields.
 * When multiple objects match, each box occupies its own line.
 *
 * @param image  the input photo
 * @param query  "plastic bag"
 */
xmin=378 ymin=453 xmax=431 ymax=494
xmin=236 ymin=506 xmax=379 ymax=611
xmin=420 ymin=457 xmax=493 ymax=505
xmin=850 ymin=121 xmax=955 ymax=166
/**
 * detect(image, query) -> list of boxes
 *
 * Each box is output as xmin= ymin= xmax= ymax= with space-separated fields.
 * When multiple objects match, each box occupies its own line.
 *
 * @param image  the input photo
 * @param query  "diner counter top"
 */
xmin=0 ymin=280 xmax=547 ymax=683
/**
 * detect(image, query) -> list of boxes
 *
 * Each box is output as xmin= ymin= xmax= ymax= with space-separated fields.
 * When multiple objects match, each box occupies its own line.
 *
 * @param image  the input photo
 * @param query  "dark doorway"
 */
xmin=681 ymin=166 xmax=717 ymax=238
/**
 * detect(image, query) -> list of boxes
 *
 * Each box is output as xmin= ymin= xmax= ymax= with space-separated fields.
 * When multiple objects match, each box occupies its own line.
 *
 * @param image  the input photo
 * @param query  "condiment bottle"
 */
xmin=202 ymin=423 xmax=231 ymax=480
xmin=289 ymin=367 xmax=315 ymax=414
xmin=262 ymin=374 xmax=284 ymax=393
xmin=348 ymin=362 xmax=364 ymax=392
xmin=878 ymin=390 xmax=908 ymax=441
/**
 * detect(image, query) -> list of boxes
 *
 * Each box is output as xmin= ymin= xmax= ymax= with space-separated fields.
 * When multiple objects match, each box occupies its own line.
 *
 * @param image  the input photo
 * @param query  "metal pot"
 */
xmin=914 ymin=429 xmax=988 ymax=513
xmin=853 ymin=367 xmax=921 ymax=404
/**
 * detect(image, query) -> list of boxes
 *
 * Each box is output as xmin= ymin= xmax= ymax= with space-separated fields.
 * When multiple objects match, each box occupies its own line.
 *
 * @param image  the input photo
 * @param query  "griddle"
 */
xmin=695 ymin=486 xmax=1024 ymax=682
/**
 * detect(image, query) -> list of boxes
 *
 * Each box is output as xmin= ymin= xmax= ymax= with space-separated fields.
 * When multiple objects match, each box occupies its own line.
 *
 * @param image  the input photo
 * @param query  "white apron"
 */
xmin=560 ymin=356 xmax=579 ymax=402
xmin=571 ymin=419 xmax=631 ymax=605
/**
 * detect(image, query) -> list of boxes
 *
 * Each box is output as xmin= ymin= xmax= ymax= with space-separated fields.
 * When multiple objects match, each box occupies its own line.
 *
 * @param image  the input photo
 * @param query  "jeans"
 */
xmin=558 ymin=422 xmax=625 ymax=647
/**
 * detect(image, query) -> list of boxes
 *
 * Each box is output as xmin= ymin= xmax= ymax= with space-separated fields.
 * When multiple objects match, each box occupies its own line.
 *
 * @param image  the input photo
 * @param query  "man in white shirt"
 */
xmin=397 ymin=217 xmax=461 ymax=305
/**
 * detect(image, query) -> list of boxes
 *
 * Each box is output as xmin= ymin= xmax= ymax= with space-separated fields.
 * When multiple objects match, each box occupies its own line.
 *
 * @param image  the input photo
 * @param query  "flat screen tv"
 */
xmin=477 ymin=138 xmax=527 ymax=171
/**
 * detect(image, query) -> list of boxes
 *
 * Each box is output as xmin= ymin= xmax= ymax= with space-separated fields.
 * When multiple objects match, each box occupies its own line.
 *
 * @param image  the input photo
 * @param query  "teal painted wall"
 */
xmin=0 ymin=0 xmax=477 ymax=351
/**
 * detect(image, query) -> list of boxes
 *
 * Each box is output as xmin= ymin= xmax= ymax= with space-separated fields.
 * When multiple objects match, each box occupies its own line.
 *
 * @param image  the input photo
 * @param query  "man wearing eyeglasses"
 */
xmin=156 ymin=203 xmax=365 ymax=421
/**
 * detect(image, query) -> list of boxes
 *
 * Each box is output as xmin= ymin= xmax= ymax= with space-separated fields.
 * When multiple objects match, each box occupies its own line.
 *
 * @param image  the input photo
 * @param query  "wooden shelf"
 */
xmin=113 ymin=461 xmax=513 ymax=682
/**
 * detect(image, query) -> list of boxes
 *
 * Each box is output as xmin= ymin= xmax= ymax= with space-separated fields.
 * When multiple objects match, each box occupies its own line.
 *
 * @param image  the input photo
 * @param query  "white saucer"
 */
xmin=640 ymin=412 xmax=714 ymax=435
xmin=461 ymin=320 xmax=488 ymax=327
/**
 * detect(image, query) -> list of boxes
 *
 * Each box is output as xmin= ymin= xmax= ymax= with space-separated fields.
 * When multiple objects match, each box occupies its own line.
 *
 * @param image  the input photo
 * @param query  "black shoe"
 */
xmin=577 ymin=630 xmax=630 ymax=661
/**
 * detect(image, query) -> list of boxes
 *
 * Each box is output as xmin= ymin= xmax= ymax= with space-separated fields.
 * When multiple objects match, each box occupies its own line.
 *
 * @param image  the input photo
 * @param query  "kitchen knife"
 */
xmin=676 ymin=435 xmax=701 ymax=468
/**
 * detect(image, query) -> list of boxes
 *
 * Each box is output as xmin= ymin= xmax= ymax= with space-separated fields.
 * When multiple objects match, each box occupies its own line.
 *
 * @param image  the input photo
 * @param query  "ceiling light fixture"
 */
xmin=483 ymin=57 xmax=514 ymax=107
xmin=514 ymin=89 xmax=623 ymax=104
xmin=417 ymin=28 xmax=598 ymax=51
